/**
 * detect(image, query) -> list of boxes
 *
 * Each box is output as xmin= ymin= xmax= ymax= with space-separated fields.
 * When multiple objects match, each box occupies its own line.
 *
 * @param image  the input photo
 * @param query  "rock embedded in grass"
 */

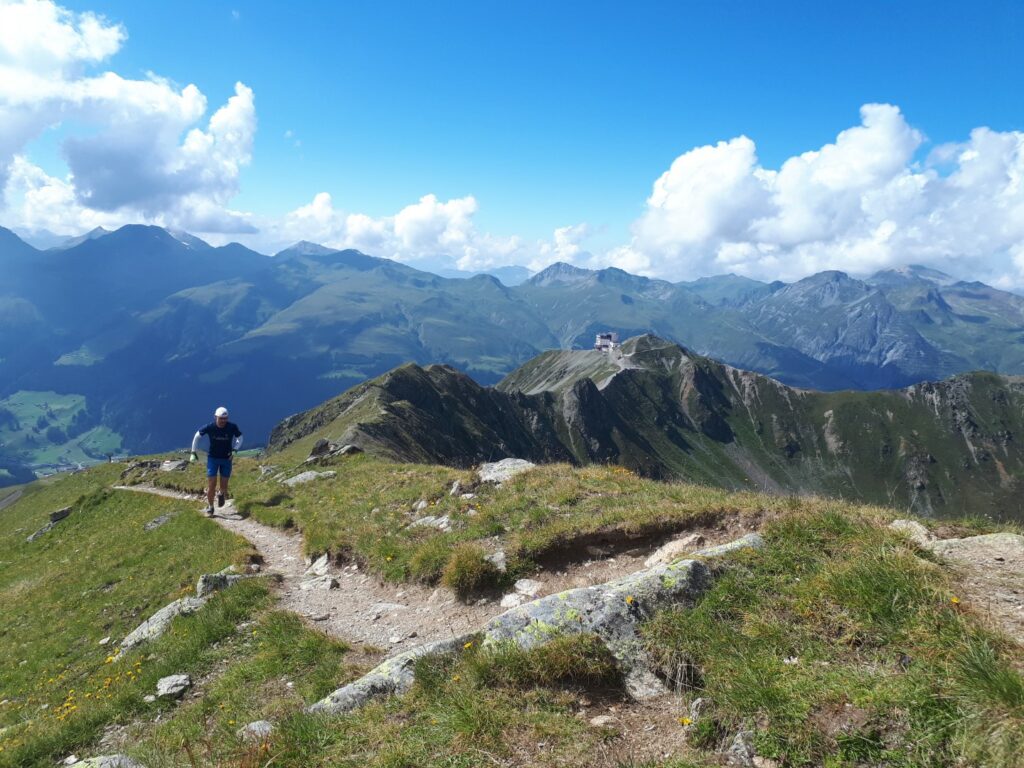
xmin=156 ymin=674 xmax=191 ymax=699
xmin=238 ymin=720 xmax=275 ymax=742
xmin=283 ymin=470 xmax=336 ymax=487
xmin=119 ymin=597 xmax=208 ymax=652
xmin=888 ymin=519 xmax=935 ymax=547
xmin=196 ymin=570 xmax=245 ymax=598
xmin=477 ymin=458 xmax=536 ymax=485
xmin=77 ymin=756 xmax=145 ymax=768
xmin=308 ymin=634 xmax=476 ymax=715
xmin=312 ymin=532 xmax=765 ymax=714
xmin=484 ymin=551 xmax=507 ymax=572
xmin=408 ymin=514 xmax=452 ymax=532
xmin=143 ymin=514 xmax=172 ymax=532
xmin=644 ymin=533 xmax=706 ymax=567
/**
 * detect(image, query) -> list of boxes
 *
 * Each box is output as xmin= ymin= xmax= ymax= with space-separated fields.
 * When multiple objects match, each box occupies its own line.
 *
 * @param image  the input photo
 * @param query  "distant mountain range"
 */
xmin=270 ymin=335 xmax=1024 ymax=522
xmin=3 ymin=223 xmax=1024 ymax=485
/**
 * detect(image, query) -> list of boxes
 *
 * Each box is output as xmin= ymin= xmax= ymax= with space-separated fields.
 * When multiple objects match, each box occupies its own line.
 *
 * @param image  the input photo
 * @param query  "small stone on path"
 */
xmin=500 ymin=593 xmax=524 ymax=608
xmin=305 ymin=554 xmax=330 ymax=576
xmin=514 ymin=578 xmax=542 ymax=597
xmin=300 ymin=575 xmax=339 ymax=591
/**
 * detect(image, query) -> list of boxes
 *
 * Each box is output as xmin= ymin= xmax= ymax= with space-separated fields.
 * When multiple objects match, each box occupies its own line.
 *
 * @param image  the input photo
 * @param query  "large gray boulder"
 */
xmin=928 ymin=531 xmax=1024 ymax=561
xmin=482 ymin=556 xmax=713 ymax=698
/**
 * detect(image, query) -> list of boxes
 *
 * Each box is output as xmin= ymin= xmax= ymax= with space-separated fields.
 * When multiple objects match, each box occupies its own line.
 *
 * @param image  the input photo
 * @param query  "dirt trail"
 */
xmin=112 ymin=483 xmax=754 ymax=659
xmin=113 ymin=484 xmax=500 ymax=652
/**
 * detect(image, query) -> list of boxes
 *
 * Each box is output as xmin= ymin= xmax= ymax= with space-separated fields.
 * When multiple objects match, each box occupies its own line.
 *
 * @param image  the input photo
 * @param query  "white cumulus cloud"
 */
xmin=266 ymin=192 xmax=533 ymax=271
xmin=600 ymin=104 xmax=1024 ymax=287
xmin=0 ymin=0 xmax=256 ymax=235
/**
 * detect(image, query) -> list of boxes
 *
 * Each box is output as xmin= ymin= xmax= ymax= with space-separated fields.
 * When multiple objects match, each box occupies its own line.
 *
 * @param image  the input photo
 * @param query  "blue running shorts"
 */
xmin=206 ymin=456 xmax=233 ymax=478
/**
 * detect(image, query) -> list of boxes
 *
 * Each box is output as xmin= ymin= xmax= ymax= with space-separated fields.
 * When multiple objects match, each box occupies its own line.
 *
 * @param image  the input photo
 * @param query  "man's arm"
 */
xmin=190 ymin=429 xmax=203 ymax=460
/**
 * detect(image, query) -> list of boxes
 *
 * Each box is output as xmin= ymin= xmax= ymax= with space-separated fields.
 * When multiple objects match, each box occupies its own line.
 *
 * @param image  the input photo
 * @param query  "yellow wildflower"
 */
xmin=463 ymin=641 xmax=473 ymax=650
xmin=951 ymin=596 xmax=961 ymax=605
xmin=625 ymin=595 xmax=635 ymax=605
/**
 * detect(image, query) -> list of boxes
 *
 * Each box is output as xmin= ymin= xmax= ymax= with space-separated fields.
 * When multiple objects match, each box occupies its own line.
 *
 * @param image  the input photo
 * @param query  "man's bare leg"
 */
xmin=218 ymin=476 xmax=230 ymax=507
xmin=206 ymin=476 xmax=217 ymax=513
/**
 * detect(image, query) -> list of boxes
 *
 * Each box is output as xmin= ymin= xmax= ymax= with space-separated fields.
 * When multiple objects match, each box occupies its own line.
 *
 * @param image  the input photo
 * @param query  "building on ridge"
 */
xmin=594 ymin=332 xmax=619 ymax=352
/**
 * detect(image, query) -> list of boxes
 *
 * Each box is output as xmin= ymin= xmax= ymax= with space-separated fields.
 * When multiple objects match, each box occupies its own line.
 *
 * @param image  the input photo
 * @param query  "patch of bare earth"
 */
xmin=931 ymin=533 xmax=1024 ymax=650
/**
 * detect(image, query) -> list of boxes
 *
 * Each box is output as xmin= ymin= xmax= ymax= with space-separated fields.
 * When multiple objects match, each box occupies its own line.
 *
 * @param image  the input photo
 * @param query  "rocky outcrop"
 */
xmin=478 ymin=458 xmax=537 ymax=485
xmin=119 ymin=597 xmax=208 ymax=652
xmin=283 ymin=470 xmax=336 ymax=487
xmin=310 ymin=532 xmax=764 ymax=714
xmin=26 ymin=507 xmax=73 ymax=542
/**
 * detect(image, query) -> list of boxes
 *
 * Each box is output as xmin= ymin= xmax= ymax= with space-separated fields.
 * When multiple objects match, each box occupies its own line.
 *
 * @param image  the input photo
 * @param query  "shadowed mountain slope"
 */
xmin=269 ymin=335 xmax=1024 ymax=521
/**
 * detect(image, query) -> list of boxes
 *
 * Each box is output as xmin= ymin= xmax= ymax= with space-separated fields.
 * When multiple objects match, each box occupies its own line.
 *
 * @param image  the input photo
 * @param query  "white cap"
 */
xmin=214 ymin=406 xmax=229 ymax=418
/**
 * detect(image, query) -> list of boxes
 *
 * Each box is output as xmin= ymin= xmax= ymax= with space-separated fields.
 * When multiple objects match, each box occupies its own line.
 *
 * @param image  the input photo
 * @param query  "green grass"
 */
xmin=130 ymin=610 xmax=351 ymax=768
xmin=0 ymin=465 xmax=261 ymax=766
xmin=641 ymin=506 xmax=1024 ymax=767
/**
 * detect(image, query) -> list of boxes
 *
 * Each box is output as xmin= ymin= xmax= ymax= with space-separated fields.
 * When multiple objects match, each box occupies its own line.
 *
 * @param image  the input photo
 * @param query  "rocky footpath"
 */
xmin=310 ymin=533 xmax=764 ymax=714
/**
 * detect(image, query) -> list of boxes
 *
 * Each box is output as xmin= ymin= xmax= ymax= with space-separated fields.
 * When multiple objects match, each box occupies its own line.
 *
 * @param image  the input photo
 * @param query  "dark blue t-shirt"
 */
xmin=199 ymin=421 xmax=242 ymax=459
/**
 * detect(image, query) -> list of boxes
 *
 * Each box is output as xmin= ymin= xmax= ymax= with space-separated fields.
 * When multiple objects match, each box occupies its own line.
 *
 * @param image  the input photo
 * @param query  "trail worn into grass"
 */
xmin=112 ymin=483 xmax=757 ymax=666
xmin=113 ymin=484 xmax=498 ymax=654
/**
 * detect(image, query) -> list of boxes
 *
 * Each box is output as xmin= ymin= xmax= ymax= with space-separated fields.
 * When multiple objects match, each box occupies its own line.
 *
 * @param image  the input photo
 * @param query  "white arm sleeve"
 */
xmin=191 ymin=431 xmax=203 ymax=453
xmin=233 ymin=434 xmax=243 ymax=451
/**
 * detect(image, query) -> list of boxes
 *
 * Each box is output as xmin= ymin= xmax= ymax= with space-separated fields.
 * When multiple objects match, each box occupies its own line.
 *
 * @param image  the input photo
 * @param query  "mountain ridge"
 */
xmin=7 ymin=223 xmax=1024 ymax=485
xmin=268 ymin=334 xmax=1024 ymax=521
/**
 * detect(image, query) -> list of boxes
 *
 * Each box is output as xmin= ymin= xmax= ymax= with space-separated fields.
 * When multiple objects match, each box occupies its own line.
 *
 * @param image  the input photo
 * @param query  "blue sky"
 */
xmin=3 ymin=0 xmax=1024 ymax=283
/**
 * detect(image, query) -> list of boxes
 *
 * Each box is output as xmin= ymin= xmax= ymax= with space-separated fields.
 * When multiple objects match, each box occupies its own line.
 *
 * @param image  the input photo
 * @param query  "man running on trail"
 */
xmin=190 ymin=406 xmax=243 ymax=516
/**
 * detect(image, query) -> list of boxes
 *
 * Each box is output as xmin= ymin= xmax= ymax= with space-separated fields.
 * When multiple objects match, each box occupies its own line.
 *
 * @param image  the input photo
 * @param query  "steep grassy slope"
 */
xmin=0 ymin=466 xmax=270 ymax=767
xmin=266 ymin=336 xmax=1024 ymax=521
